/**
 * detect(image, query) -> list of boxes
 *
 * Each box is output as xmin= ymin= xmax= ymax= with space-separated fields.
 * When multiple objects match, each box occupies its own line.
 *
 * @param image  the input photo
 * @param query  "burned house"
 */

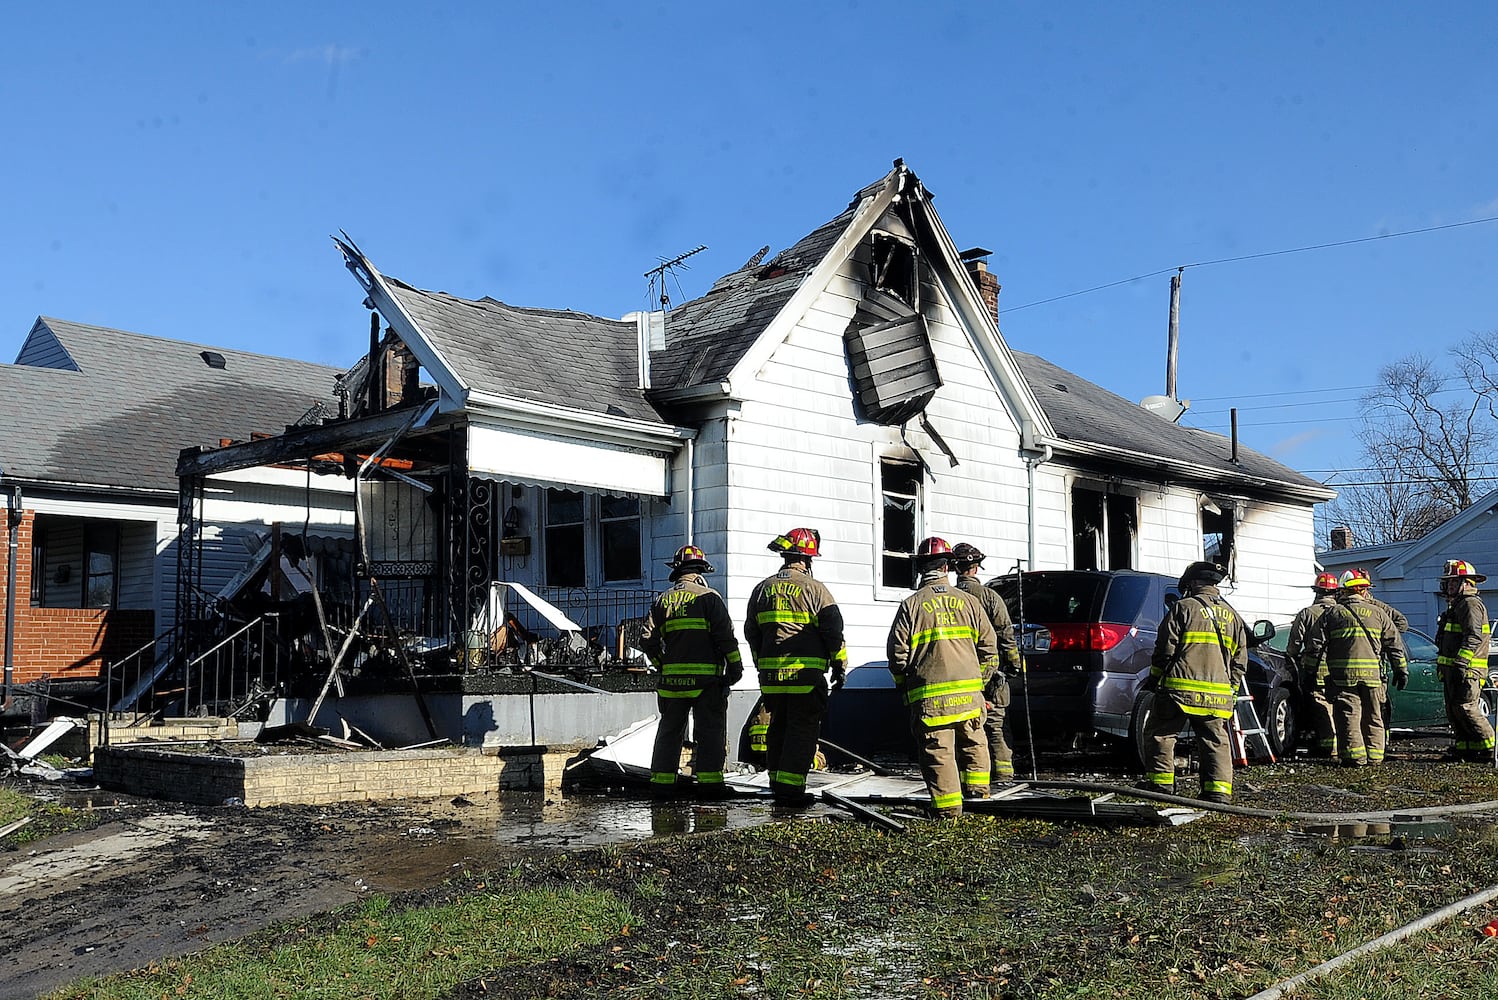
xmin=164 ymin=160 xmax=1333 ymax=747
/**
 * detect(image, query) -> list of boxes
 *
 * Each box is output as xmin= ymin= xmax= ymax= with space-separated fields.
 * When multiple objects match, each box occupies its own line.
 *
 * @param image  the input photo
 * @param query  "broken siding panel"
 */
xmin=117 ymin=521 xmax=157 ymax=611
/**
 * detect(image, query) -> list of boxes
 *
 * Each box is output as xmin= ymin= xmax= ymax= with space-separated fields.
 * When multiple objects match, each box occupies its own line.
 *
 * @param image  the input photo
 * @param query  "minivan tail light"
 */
xmin=1043 ymin=622 xmax=1132 ymax=652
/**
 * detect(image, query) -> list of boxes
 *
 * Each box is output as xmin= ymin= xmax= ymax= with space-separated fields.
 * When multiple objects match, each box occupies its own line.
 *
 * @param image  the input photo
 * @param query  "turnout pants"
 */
xmin=1330 ymin=682 xmax=1385 ymax=765
xmin=763 ymin=686 xmax=829 ymax=800
xmin=985 ymin=676 xmax=1014 ymax=780
xmin=1443 ymin=672 xmax=1496 ymax=756
xmin=1308 ymin=685 xmax=1338 ymax=757
xmin=911 ymin=711 xmax=990 ymax=816
xmin=649 ymin=683 xmax=729 ymax=790
xmin=1143 ymin=695 xmax=1234 ymax=798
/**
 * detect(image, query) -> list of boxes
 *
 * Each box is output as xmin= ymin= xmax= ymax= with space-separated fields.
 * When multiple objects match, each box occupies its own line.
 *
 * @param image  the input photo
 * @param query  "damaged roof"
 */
xmin=377 ymin=277 xmax=662 ymax=424
xmin=0 ymin=317 xmax=340 ymax=494
xmin=1014 ymin=350 xmax=1334 ymax=499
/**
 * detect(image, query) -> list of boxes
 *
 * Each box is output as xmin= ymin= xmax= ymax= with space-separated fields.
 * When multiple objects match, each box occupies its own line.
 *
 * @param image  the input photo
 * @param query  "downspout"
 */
xmin=1024 ymin=445 xmax=1053 ymax=570
xmin=684 ymin=436 xmax=694 ymax=545
xmin=3 ymin=477 xmax=19 ymax=707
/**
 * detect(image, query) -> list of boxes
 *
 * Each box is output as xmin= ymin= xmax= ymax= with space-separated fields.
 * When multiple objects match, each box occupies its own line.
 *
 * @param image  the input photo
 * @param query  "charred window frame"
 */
xmin=878 ymin=456 xmax=923 ymax=593
xmin=1071 ymin=486 xmax=1137 ymax=571
xmin=1201 ymin=498 xmax=1236 ymax=577
xmin=869 ymin=233 xmax=918 ymax=306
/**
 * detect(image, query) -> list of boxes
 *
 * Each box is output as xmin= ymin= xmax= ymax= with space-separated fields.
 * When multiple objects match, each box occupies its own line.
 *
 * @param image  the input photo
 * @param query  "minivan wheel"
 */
xmin=1262 ymin=686 xmax=1297 ymax=758
xmin=1128 ymin=691 xmax=1156 ymax=771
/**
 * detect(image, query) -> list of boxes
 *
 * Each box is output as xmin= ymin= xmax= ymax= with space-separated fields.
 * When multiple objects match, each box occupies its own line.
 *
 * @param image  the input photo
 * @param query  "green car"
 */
xmin=1259 ymin=625 xmax=1497 ymax=739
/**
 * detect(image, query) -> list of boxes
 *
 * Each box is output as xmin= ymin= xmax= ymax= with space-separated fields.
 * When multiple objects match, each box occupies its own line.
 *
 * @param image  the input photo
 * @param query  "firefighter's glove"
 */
xmin=1393 ymin=669 xmax=1408 ymax=691
xmin=830 ymin=663 xmax=847 ymax=691
xmin=725 ymin=661 xmax=743 ymax=686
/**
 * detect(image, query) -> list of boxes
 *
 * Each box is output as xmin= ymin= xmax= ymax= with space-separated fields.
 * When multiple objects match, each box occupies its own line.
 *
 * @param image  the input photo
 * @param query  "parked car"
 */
xmin=1255 ymin=622 xmax=1498 ymax=752
xmin=822 ymin=569 xmax=1286 ymax=768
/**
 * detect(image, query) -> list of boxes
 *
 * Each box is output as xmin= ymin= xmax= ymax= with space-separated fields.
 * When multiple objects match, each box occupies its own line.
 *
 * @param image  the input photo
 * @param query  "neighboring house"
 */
xmin=1318 ymin=490 xmax=1498 ymax=634
xmin=180 ymin=160 xmax=1332 ymax=682
xmin=0 ymin=318 xmax=353 ymax=701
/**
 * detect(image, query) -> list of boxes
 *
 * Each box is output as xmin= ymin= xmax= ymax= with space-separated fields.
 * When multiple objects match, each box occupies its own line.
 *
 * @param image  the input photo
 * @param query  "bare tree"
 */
xmin=1324 ymin=343 xmax=1495 ymax=545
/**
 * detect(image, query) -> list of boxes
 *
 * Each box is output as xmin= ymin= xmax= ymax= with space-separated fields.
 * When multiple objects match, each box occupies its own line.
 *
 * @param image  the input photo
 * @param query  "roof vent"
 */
xmin=200 ymin=351 xmax=227 ymax=370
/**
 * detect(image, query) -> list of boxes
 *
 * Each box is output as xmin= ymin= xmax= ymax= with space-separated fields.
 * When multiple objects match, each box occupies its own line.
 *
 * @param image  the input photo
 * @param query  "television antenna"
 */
xmin=645 ymin=244 xmax=707 ymax=310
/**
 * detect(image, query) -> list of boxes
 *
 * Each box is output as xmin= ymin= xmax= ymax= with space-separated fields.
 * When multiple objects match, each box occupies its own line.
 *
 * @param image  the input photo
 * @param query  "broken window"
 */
xmin=1071 ymin=487 xmax=1137 ymax=571
xmin=870 ymin=233 xmax=918 ymax=305
xmin=1201 ymin=498 xmax=1236 ymax=577
xmin=880 ymin=458 xmax=923 ymax=590
xmin=29 ymin=522 xmax=44 ymax=605
xmin=545 ymin=490 xmax=586 ymax=588
xmin=844 ymin=225 xmax=941 ymax=426
xmin=83 ymin=522 xmax=118 ymax=609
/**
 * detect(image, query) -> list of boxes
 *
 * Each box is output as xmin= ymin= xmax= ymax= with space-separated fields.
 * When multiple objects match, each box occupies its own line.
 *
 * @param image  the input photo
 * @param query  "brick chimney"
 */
xmin=1330 ymin=526 xmax=1353 ymax=550
xmin=960 ymin=247 xmax=1001 ymax=324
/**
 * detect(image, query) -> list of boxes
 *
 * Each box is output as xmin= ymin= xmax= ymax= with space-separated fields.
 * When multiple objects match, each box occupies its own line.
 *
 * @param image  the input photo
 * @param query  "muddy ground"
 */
xmin=0 ymin=733 xmax=1487 ymax=999
xmin=0 ymin=774 xmax=796 ymax=1000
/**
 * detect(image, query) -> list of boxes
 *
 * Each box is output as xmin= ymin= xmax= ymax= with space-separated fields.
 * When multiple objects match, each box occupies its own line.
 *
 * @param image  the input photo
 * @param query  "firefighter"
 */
xmin=950 ymin=542 xmax=1023 ymax=782
xmin=1142 ymin=561 xmax=1247 ymax=803
xmin=1302 ymin=569 xmax=1406 ymax=766
xmin=1285 ymin=571 xmax=1342 ymax=758
xmin=1434 ymin=559 xmax=1495 ymax=762
xmin=638 ymin=544 xmax=743 ymax=798
xmin=887 ymin=537 xmax=999 ymax=818
xmin=743 ymin=527 xmax=847 ymax=806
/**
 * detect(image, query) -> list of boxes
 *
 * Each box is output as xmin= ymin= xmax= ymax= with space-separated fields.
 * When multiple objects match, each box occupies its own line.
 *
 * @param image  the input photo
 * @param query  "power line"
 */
xmin=1004 ymin=214 xmax=1498 ymax=314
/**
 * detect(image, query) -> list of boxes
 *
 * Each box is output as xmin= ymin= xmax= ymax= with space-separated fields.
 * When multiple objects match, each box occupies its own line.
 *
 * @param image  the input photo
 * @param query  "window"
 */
xmin=543 ymin=490 xmax=643 ymax=587
xmin=1071 ymin=487 xmax=1137 ymax=571
xmin=544 ymin=490 xmax=586 ymax=587
xmin=598 ymin=496 xmax=641 ymax=582
xmin=880 ymin=458 xmax=922 ymax=590
xmin=29 ymin=522 xmax=45 ymax=605
xmin=83 ymin=522 xmax=118 ymax=609
xmin=1202 ymin=499 xmax=1236 ymax=577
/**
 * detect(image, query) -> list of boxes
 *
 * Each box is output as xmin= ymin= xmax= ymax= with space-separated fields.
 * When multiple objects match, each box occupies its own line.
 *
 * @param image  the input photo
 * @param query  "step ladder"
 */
xmin=1229 ymin=691 xmax=1276 ymax=766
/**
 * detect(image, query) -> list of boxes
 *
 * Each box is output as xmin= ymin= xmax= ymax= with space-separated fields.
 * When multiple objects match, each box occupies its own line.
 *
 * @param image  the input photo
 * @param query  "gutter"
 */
xmin=1050 ymin=438 xmax=1337 ymax=503
xmin=463 ymin=390 xmax=696 ymax=452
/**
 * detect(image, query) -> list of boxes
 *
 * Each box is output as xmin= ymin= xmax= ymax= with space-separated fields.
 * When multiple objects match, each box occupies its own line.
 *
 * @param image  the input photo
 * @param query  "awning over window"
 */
xmin=467 ymin=423 xmax=673 ymax=498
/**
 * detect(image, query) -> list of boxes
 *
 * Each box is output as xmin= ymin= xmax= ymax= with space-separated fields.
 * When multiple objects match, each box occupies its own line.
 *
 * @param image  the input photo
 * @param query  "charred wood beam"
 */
xmin=176 ymin=406 xmax=451 ymax=479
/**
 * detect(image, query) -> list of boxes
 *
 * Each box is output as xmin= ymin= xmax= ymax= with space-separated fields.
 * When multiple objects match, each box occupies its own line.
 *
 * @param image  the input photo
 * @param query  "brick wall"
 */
xmin=1 ymin=509 xmax=156 ymax=683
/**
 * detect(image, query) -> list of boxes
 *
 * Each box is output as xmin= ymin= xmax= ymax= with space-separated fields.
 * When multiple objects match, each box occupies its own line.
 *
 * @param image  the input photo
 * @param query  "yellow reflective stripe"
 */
xmin=772 ymin=770 xmax=806 ymax=788
xmin=932 ymin=791 xmax=962 ymax=809
xmin=758 ymin=656 xmax=828 ymax=671
xmin=922 ymin=708 xmax=983 ymax=726
xmin=757 ymin=610 xmax=814 ymax=625
xmin=1182 ymin=630 xmax=1241 ymax=654
xmin=910 ymin=625 xmax=977 ymax=648
xmin=761 ymin=684 xmax=815 ymax=694
xmin=658 ymin=689 xmax=703 ymax=699
xmin=661 ymin=663 xmax=724 ymax=675
xmin=903 ymin=677 xmax=984 ymax=705
xmin=1160 ymin=677 xmax=1234 ymax=697
xmin=650 ymin=773 xmax=678 ymax=785
xmin=1458 ymin=649 xmax=1476 ymax=663
xmin=725 ymin=649 xmax=743 ymax=664
xmin=662 ymin=617 xmax=709 ymax=632
xmin=1203 ymin=779 xmax=1232 ymax=795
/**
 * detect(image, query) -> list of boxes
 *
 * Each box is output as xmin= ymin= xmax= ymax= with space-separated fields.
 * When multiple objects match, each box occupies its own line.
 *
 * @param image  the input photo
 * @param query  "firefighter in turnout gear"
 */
xmin=887 ymin=537 xmax=1000 ymax=818
xmin=743 ymin=527 xmax=847 ymax=806
xmin=1435 ymin=559 xmax=1495 ymax=761
xmin=1301 ymin=569 xmax=1406 ymax=767
xmin=1143 ymin=561 xmax=1247 ymax=803
xmin=638 ymin=545 xmax=743 ymax=797
xmin=1285 ymin=571 xmax=1342 ymax=758
xmin=951 ymin=542 xmax=1023 ymax=782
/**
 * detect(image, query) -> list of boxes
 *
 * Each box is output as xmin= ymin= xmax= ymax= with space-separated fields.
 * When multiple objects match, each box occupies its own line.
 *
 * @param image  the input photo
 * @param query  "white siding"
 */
xmin=1229 ymin=500 xmax=1318 ymax=624
xmin=721 ymin=255 xmax=1033 ymax=664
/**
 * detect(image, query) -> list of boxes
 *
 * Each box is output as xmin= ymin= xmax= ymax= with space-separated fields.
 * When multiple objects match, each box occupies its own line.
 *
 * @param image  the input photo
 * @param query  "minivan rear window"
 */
xmin=992 ymin=572 xmax=1106 ymax=624
xmin=1102 ymin=574 xmax=1155 ymax=627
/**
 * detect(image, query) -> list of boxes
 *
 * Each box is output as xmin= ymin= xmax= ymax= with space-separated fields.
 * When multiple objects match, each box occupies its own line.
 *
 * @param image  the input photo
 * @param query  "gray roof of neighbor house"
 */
xmin=378 ymin=277 xmax=661 ymax=424
xmin=1 ymin=317 xmax=341 ymax=494
xmin=1014 ymin=350 xmax=1332 ymax=497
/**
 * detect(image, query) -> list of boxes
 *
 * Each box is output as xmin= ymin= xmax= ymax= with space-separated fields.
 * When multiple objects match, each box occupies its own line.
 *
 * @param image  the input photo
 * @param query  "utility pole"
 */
xmin=1166 ymin=269 xmax=1182 ymax=403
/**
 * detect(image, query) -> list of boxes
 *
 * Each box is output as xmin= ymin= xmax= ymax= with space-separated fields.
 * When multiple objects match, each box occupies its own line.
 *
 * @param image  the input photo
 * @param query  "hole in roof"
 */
xmin=1051 ymin=382 xmax=1069 ymax=392
xmin=605 ymin=405 xmax=627 ymax=417
xmin=201 ymin=351 xmax=227 ymax=370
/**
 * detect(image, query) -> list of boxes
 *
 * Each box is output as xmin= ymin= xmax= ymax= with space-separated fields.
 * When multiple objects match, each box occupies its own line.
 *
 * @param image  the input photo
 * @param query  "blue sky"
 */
xmin=4 ymin=2 xmax=1495 ymax=508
